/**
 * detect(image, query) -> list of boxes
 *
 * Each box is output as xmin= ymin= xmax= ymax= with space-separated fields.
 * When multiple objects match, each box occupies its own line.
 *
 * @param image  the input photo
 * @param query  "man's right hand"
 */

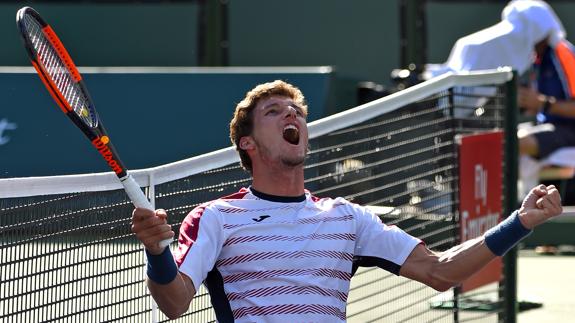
xmin=131 ymin=208 xmax=175 ymax=255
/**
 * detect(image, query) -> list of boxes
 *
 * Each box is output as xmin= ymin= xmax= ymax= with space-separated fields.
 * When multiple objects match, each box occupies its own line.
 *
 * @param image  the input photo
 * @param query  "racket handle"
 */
xmin=158 ymin=238 xmax=172 ymax=249
xmin=122 ymin=175 xmax=173 ymax=249
xmin=121 ymin=174 xmax=153 ymax=209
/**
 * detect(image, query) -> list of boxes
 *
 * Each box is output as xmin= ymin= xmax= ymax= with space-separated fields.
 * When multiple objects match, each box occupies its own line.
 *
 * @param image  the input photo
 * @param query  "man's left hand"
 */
xmin=518 ymin=184 xmax=563 ymax=229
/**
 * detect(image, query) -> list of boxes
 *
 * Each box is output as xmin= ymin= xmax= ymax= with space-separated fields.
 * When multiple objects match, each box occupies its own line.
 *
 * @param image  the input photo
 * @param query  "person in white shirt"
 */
xmin=425 ymin=0 xmax=575 ymax=201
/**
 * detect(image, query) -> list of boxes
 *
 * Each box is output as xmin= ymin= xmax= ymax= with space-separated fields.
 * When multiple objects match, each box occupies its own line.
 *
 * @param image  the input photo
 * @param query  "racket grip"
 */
xmin=158 ymin=238 xmax=172 ymax=249
xmin=121 ymin=174 xmax=153 ymax=209
xmin=122 ymin=175 xmax=173 ymax=249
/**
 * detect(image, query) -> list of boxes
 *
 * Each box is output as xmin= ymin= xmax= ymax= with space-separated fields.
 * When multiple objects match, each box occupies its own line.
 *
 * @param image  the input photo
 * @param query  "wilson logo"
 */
xmin=91 ymin=136 xmax=123 ymax=175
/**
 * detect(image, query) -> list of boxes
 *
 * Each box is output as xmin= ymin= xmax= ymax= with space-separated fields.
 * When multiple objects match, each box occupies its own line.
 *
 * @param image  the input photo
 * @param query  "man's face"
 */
xmin=244 ymin=95 xmax=309 ymax=170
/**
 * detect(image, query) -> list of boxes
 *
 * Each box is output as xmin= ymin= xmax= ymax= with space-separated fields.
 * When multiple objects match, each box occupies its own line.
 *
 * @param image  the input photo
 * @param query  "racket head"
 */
xmin=16 ymin=6 xmax=99 ymax=129
xmin=16 ymin=6 xmax=129 ymax=179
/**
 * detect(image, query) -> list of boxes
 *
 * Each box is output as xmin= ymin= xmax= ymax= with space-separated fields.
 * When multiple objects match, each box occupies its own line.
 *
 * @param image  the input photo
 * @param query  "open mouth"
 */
xmin=283 ymin=125 xmax=300 ymax=145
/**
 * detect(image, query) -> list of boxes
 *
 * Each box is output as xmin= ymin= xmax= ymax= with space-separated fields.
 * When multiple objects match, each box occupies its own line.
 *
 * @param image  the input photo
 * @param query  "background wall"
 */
xmin=0 ymin=69 xmax=332 ymax=177
xmin=227 ymin=0 xmax=400 ymax=111
xmin=0 ymin=2 xmax=201 ymax=66
xmin=2 ymin=1 xmax=574 ymax=107
xmin=2 ymin=2 xmax=575 ymax=81
xmin=2 ymin=0 xmax=575 ymax=177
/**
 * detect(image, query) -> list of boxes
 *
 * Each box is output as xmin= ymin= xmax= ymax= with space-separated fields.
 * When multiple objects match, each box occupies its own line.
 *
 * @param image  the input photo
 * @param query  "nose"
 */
xmin=284 ymin=106 xmax=297 ymax=119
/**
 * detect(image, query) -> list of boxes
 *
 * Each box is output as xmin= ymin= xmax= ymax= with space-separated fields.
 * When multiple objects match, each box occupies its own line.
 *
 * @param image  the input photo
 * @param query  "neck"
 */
xmin=251 ymin=165 xmax=305 ymax=196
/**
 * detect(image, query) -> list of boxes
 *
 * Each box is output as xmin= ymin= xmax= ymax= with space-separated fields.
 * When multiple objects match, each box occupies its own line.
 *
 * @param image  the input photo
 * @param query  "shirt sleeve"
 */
xmin=173 ymin=203 xmax=224 ymax=290
xmin=352 ymin=202 xmax=421 ymax=275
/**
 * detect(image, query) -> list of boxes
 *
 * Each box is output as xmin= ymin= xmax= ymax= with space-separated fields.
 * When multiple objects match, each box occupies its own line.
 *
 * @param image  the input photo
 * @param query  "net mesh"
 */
xmin=1 ymin=75 xmax=511 ymax=322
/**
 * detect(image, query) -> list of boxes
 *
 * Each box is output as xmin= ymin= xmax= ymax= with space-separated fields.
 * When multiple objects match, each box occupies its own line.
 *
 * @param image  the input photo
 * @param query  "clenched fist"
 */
xmin=518 ymin=184 xmax=563 ymax=229
xmin=131 ymin=208 xmax=175 ymax=255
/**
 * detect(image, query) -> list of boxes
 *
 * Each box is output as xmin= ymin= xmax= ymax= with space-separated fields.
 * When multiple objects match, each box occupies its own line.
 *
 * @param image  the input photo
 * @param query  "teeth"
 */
xmin=284 ymin=124 xmax=298 ymax=131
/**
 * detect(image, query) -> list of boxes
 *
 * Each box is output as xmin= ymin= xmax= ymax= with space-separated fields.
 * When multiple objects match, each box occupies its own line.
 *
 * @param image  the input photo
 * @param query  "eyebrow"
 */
xmin=262 ymin=102 xmax=281 ymax=110
xmin=262 ymin=101 xmax=304 ymax=114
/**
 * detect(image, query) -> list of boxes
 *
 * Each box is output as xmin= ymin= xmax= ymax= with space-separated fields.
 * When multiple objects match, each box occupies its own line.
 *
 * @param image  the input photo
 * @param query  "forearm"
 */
xmin=431 ymin=238 xmax=496 ymax=287
xmin=402 ymin=212 xmax=532 ymax=291
xmin=439 ymin=211 xmax=530 ymax=277
xmin=544 ymin=97 xmax=575 ymax=118
xmin=517 ymin=87 xmax=575 ymax=117
xmin=400 ymin=239 xmax=496 ymax=291
xmin=404 ymin=186 xmax=560 ymax=291
xmin=145 ymin=248 xmax=196 ymax=319
xmin=437 ymin=211 xmax=532 ymax=284
xmin=148 ymin=272 xmax=196 ymax=319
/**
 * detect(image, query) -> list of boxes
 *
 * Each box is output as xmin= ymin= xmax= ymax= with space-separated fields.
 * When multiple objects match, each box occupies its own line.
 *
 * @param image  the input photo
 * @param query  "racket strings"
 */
xmin=22 ymin=13 xmax=96 ymax=128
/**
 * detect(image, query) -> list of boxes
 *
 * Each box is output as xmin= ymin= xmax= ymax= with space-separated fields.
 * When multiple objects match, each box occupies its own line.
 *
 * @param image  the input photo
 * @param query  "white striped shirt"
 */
xmin=174 ymin=187 xmax=421 ymax=322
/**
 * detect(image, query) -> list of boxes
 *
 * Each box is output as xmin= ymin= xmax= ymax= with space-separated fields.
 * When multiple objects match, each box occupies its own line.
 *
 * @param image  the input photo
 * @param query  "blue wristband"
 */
xmin=484 ymin=211 xmax=532 ymax=256
xmin=146 ymin=247 xmax=178 ymax=284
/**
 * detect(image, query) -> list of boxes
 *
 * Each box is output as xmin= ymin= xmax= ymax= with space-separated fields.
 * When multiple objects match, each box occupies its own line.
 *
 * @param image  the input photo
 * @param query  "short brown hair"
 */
xmin=229 ymin=80 xmax=308 ymax=173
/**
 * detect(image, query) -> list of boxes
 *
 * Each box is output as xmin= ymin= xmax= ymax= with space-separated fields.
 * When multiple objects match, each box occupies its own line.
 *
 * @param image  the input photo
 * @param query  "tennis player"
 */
xmin=131 ymin=80 xmax=562 ymax=322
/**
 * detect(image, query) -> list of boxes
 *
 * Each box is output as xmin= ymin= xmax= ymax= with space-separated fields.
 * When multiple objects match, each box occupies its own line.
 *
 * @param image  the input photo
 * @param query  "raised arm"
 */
xmin=400 ymin=184 xmax=562 ymax=291
xmin=131 ymin=208 xmax=196 ymax=319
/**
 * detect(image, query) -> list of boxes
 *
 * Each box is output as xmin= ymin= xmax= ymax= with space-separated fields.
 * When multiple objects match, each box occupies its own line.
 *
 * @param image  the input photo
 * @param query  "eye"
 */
xmin=265 ymin=109 xmax=278 ymax=115
xmin=291 ymin=104 xmax=304 ymax=117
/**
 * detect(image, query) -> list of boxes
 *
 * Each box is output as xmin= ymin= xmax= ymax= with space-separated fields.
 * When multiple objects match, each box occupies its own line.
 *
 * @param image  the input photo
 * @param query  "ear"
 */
xmin=239 ymin=136 xmax=255 ymax=151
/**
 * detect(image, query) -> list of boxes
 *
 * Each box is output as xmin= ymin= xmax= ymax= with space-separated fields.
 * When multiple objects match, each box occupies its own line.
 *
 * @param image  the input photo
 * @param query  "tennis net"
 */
xmin=1 ymin=68 xmax=514 ymax=322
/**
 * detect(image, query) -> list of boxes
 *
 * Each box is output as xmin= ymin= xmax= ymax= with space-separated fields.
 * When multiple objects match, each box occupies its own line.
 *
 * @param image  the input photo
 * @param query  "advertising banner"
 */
xmin=459 ymin=131 xmax=503 ymax=292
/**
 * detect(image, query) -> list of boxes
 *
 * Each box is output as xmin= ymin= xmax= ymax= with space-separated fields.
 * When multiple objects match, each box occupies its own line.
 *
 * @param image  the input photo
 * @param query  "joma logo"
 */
xmin=252 ymin=215 xmax=271 ymax=222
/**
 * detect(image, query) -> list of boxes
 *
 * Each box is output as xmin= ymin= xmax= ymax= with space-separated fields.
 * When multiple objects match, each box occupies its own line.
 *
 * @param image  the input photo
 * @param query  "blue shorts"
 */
xmin=532 ymin=123 xmax=575 ymax=159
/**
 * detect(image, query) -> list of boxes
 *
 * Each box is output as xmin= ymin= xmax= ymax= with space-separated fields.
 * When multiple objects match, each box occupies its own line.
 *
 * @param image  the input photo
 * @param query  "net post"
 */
xmin=501 ymin=71 xmax=519 ymax=323
xmin=447 ymin=86 xmax=460 ymax=322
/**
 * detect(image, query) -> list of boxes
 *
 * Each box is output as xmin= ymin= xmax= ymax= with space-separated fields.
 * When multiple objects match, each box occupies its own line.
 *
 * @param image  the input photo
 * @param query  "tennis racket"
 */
xmin=16 ymin=6 xmax=172 ymax=249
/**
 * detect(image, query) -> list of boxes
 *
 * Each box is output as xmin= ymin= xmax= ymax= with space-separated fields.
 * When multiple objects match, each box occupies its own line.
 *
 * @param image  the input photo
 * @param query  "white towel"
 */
xmin=425 ymin=0 xmax=565 ymax=78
